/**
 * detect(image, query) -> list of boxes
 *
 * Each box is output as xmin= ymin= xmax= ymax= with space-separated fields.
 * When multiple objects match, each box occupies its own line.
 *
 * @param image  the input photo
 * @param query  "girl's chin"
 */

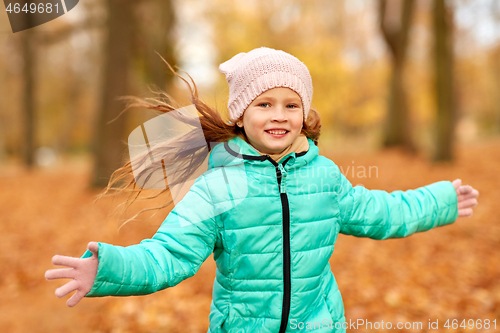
xmin=259 ymin=143 xmax=291 ymax=154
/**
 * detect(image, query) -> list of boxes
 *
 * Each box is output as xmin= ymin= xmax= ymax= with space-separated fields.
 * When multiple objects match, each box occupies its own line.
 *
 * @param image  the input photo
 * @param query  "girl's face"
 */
xmin=238 ymin=88 xmax=304 ymax=155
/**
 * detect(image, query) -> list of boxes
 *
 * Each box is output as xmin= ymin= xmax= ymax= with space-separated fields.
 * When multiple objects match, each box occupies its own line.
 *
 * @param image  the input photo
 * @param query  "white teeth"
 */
xmin=267 ymin=130 xmax=287 ymax=134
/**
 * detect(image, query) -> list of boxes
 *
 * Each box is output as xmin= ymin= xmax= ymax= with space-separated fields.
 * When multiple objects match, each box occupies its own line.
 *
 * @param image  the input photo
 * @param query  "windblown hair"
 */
xmin=96 ymin=59 xmax=322 ymax=227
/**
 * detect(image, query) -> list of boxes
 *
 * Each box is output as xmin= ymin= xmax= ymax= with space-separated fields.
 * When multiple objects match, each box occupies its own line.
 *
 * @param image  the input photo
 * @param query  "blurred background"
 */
xmin=0 ymin=0 xmax=499 ymax=332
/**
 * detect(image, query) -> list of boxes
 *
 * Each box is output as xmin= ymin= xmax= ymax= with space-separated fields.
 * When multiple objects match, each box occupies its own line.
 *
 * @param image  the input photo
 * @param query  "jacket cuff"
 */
xmin=81 ymin=242 xmax=123 ymax=297
xmin=424 ymin=180 xmax=459 ymax=227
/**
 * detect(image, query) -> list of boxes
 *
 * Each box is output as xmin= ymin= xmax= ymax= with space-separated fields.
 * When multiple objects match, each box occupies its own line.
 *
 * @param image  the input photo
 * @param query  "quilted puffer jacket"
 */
xmin=83 ymin=135 xmax=458 ymax=332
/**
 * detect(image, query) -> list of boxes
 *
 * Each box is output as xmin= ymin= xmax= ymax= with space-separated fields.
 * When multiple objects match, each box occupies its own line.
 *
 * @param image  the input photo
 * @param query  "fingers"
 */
xmin=458 ymin=198 xmax=478 ymax=209
xmin=55 ymin=280 xmax=79 ymax=298
xmin=452 ymin=179 xmax=461 ymax=190
xmin=52 ymin=255 xmax=81 ymax=268
xmin=458 ymin=208 xmax=473 ymax=217
xmin=66 ymin=290 xmax=87 ymax=308
xmin=87 ymin=242 xmax=99 ymax=257
xmin=467 ymin=188 xmax=479 ymax=198
xmin=455 ymin=182 xmax=479 ymax=197
xmin=453 ymin=182 xmax=478 ymax=218
xmin=455 ymin=184 xmax=479 ymax=217
xmin=456 ymin=185 xmax=473 ymax=195
xmin=48 ymin=244 xmax=100 ymax=307
xmin=45 ymin=268 xmax=75 ymax=281
xmin=457 ymin=189 xmax=479 ymax=202
xmin=454 ymin=181 xmax=479 ymax=218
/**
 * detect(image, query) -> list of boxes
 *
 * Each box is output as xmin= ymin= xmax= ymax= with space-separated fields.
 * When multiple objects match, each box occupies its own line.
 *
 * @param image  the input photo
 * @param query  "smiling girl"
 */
xmin=46 ymin=47 xmax=479 ymax=333
xmin=238 ymin=87 xmax=305 ymax=154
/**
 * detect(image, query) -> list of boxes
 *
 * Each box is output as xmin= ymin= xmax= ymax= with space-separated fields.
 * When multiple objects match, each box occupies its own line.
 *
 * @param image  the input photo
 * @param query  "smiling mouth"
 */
xmin=265 ymin=130 xmax=289 ymax=135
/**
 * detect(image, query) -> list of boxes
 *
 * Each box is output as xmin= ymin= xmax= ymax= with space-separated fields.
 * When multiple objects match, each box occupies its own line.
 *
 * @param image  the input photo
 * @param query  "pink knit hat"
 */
xmin=219 ymin=47 xmax=313 ymax=122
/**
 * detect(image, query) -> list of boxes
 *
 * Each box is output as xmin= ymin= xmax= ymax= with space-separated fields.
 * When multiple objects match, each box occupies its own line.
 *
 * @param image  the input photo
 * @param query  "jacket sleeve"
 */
xmin=336 ymin=167 xmax=458 ymax=240
xmin=82 ymin=175 xmax=218 ymax=297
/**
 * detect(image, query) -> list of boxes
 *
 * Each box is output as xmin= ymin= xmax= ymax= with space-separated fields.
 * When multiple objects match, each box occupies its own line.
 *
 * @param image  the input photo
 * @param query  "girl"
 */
xmin=46 ymin=47 xmax=479 ymax=333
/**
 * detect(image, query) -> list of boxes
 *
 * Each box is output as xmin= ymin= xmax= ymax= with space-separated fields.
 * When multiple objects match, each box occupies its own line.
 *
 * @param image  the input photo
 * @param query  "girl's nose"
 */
xmin=271 ymin=105 xmax=288 ymax=121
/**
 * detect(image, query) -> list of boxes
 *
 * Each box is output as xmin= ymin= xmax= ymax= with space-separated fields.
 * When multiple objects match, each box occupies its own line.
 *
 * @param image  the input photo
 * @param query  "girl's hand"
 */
xmin=45 ymin=242 xmax=99 ymax=307
xmin=452 ymin=179 xmax=479 ymax=218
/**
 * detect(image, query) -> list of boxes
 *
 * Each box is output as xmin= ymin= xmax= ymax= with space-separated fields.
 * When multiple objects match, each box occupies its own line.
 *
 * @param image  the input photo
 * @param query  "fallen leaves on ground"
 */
xmin=0 ymin=139 xmax=498 ymax=332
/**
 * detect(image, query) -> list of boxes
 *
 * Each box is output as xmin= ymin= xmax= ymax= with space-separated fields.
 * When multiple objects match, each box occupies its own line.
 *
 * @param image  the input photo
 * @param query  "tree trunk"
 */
xmin=494 ymin=3 xmax=500 ymax=133
xmin=143 ymin=0 xmax=176 ymax=92
xmin=495 ymin=47 xmax=500 ymax=133
xmin=91 ymin=0 xmax=135 ymax=188
xmin=378 ymin=0 xmax=416 ymax=152
xmin=21 ymin=24 xmax=36 ymax=168
xmin=433 ymin=0 xmax=455 ymax=161
xmin=54 ymin=68 xmax=82 ymax=154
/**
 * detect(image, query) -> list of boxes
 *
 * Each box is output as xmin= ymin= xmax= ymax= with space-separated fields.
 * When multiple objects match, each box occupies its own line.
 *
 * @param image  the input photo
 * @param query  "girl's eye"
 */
xmin=255 ymin=102 xmax=300 ymax=108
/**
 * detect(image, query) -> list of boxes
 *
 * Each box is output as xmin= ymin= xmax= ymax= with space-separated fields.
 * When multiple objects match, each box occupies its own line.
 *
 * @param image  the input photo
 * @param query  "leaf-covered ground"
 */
xmin=0 ymin=139 xmax=498 ymax=332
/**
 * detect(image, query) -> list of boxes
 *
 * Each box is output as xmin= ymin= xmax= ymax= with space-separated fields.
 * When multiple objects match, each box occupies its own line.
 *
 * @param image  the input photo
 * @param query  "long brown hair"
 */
xmin=97 ymin=58 xmax=322 ymax=226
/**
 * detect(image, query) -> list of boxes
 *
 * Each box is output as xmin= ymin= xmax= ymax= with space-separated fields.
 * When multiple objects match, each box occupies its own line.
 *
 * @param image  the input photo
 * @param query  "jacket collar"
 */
xmin=208 ymin=135 xmax=319 ymax=170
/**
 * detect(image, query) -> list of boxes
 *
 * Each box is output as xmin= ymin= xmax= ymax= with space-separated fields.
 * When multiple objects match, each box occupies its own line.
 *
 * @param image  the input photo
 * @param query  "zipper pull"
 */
xmin=277 ymin=164 xmax=287 ymax=193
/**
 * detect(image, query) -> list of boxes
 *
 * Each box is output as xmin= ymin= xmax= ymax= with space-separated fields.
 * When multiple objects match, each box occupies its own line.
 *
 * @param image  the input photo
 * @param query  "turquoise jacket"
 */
xmin=84 ymin=136 xmax=458 ymax=332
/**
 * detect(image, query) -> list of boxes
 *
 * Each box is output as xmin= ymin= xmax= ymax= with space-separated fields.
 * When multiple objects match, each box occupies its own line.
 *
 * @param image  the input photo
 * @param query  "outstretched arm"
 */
xmin=46 ymin=174 xmax=218 ymax=305
xmin=45 ymin=242 xmax=99 ymax=307
xmin=337 ymin=169 xmax=477 ymax=240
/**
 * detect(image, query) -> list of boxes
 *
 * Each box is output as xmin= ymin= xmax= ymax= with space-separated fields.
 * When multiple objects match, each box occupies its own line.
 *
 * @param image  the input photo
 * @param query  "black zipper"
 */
xmin=268 ymin=156 xmax=293 ymax=333
xmin=222 ymin=142 xmax=305 ymax=332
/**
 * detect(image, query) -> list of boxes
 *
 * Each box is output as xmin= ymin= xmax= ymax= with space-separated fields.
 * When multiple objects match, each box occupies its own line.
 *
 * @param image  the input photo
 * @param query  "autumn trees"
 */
xmin=379 ymin=0 xmax=416 ymax=152
xmin=91 ymin=0 xmax=177 ymax=187
xmin=4 ymin=0 xmax=497 ymax=185
xmin=90 ymin=0 xmax=134 ymax=187
xmin=378 ymin=0 xmax=457 ymax=161
xmin=433 ymin=0 xmax=455 ymax=161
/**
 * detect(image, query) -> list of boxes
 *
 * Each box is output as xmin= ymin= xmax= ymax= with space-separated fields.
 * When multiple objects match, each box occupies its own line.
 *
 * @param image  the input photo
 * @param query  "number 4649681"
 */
xmin=6 ymin=2 xmax=60 ymax=14
xmin=444 ymin=319 xmax=496 ymax=330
